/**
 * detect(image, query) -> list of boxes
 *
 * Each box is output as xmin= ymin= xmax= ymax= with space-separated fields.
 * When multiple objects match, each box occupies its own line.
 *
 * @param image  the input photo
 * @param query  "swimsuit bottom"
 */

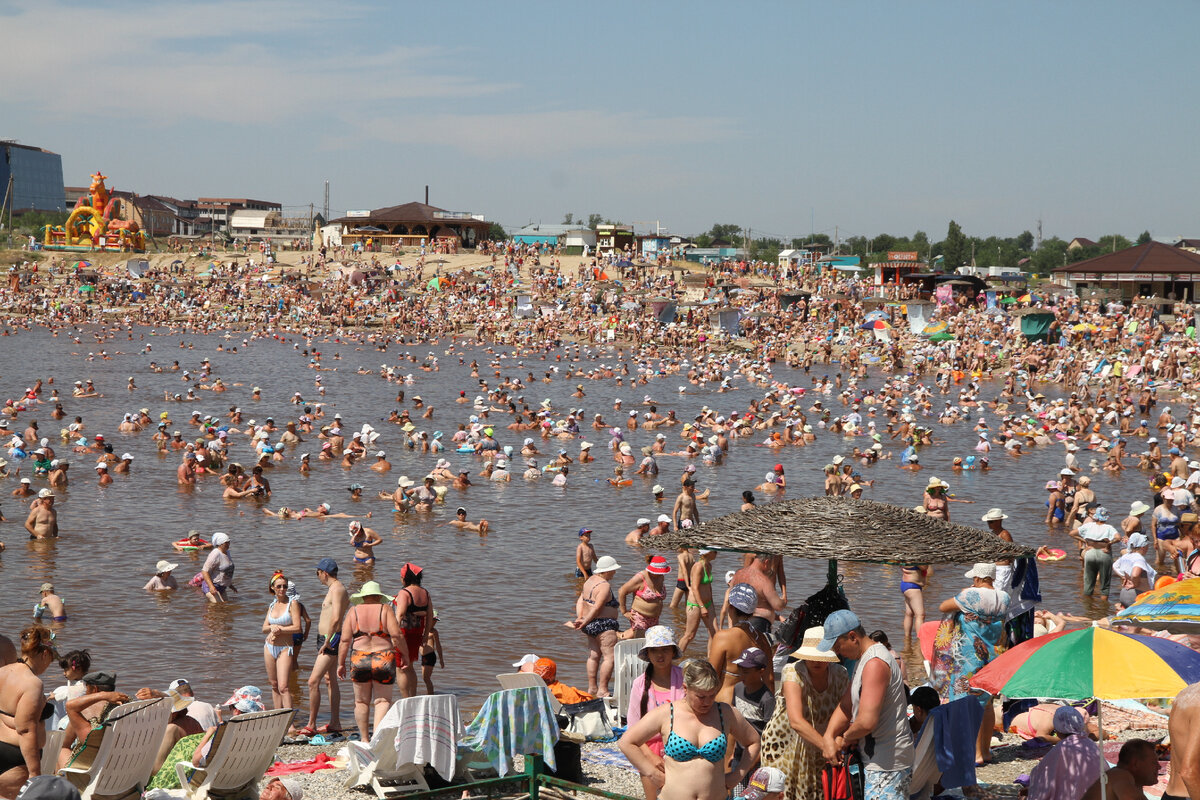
xmin=316 ymin=632 xmax=341 ymax=657
xmin=900 ymin=581 xmax=923 ymax=593
xmin=350 ymin=649 xmax=397 ymax=685
xmin=582 ymin=618 xmax=620 ymax=637
xmin=628 ymin=610 xmax=659 ymax=631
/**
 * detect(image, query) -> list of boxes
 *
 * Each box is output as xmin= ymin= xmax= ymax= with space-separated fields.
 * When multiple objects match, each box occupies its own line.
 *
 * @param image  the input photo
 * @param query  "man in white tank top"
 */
xmin=819 ymin=610 xmax=914 ymax=800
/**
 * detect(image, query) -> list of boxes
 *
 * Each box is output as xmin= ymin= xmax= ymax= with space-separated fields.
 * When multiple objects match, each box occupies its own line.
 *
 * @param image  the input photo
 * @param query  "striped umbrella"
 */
xmin=859 ymin=319 xmax=891 ymax=330
xmin=971 ymin=626 xmax=1200 ymax=700
xmin=922 ymin=320 xmax=948 ymax=335
xmin=1113 ymin=576 xmax=1200 ymax=630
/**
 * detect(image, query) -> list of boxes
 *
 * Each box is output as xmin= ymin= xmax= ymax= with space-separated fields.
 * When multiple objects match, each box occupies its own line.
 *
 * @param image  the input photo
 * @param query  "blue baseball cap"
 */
xmin=817 ymin=610 xmax=862 ymax=651
xmin=316 ymin=557 xmax=338 ymax=575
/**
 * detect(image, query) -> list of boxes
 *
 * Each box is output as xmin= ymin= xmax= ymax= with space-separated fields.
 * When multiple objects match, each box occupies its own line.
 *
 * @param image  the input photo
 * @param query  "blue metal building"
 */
xmin=1 ymin=141 xmax=65 ymax=212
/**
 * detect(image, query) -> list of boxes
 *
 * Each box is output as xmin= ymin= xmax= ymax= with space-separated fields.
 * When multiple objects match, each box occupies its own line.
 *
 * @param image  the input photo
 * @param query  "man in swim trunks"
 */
xmin=35 ymin=583 xmax=66 ymax=622
xmin=303 ymin=558 xmax=349 ymax=736
xmin=24 ymin=490 xmax=57 ymax=539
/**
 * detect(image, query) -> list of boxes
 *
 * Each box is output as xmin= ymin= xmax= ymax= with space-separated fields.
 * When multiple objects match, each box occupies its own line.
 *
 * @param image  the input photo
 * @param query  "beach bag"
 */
xmin=773 ymin=603 xmax=808 ymax=650
xmin=803 ymin=580 xmax=850 ymax=628
xmin=821 ymin=748 xmax=864 ymax=800
xmin=561 ymin=698 xmax=613 ymax=741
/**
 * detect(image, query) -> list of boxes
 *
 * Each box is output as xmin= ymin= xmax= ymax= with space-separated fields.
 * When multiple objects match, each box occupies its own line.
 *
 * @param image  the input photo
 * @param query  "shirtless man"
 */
xmin=982 ymin=508 xmax=1015 ymax=590
xmin=624 ymin=517 xmax=652 ymax=545
xmin=449 ymin=507 xmax=489 ymax=534
xmin=25 ymin=489 xmax=58 ymax=539
xmin=672 ymin=480 xmax=700 ymax=531
xmin=1080 ymin=739 xmax=1158 ymax=800
xmin=708 ymin=583 xmax=772 ymax=704
xmin=303 ymin=558 xmax=350 ymax=735
xmin=729 ymin=555 xmax=786 ymax=635
xmin=1166 ymin=681 xmax=1200 ymax=799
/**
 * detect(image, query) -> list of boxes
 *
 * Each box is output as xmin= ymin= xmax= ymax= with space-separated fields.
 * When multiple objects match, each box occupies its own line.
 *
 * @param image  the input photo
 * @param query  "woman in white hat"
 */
xmin=569 ymin=555 xmax=622 ymax=697
xmin=1114 ymin=534 xmax=1158 ymax=605
xmin=933 ymin=563 xmax=1010 ymax=765
xmin=760 ymin=626 xmax=849 ymax=800
xmin=626 ymin=625 xmax=685 ymax=800
xmin=1121 ymin=500 xmax=1150 ymax=540
xmin=144 ymin=560 xmax=179 ymax=591
xmin=922 ymin=477 xmax=950 ymax=520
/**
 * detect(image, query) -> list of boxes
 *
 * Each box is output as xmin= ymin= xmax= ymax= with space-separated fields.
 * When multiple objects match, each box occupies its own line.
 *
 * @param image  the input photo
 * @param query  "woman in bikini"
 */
xmin=618 ymin=555 xmax=671 ymax=640
xmin=337 ymin=581 xmax=405 ymax=742
xmin=569 ymin=555 xmax=622 ymax=697
xmin=678 ymin=550 xmax=718 ymax=653
xmin=0 ymin=626 xmax=56 ymax=796
xmin=349 ymin=521 xmax=382 ymax=567
xmin=900 ymin=563 xmax=931 ymax=641
xmin=619 ymin=659 xmax=760 ymax=800
xmin=392 ymin=563 xmax=432 ymax=699
xmin=262 ymin=571 xmax=301 ymax=710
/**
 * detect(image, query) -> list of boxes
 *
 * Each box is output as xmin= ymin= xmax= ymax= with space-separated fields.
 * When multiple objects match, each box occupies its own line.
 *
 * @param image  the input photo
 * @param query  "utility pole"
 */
xmin=1036 ymin=217 xmax=1043 ymax=250
xmin=323 ymin=181 xmax=330 ymax=220
xmin=1 ymin=175 xmax=13 ymax=246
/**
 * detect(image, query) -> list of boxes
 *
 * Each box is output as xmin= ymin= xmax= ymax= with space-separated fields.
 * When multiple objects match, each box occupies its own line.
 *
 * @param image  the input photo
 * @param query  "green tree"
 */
xmin=1031 ymin=237 xmax=1068 ymax=274
xmin=1137 ymin=230 xmax=1152 ymax=245
xmin=1016 ymin=230 xmax=1034 ymax=252
xmin=750 ymin=237 xmax=783 ymax=262
xmin=562 ymin=213 xmax=575 ymax=226
xmin=1097 ymin=234 xmax=1132 ymax=253
xmin=487 ymin=222 xmax=507 ymax=240
xmin=941 ymin=220 xmax=969 ymax=270
xmin=586 ymin=213 xmax=604 ymax=230
xmin=707 ymin=223 xmax=743 ymax=244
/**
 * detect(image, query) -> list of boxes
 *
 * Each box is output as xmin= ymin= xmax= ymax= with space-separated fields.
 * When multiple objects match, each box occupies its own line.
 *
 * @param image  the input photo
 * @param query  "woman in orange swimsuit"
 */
xmin=336 ymin=581 xmax=404 ymax=742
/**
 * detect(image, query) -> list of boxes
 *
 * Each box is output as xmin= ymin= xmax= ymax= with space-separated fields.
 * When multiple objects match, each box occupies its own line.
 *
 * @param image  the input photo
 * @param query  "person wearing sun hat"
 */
xmin=617 ymin=555 xmax=671 ymax=638
xmin=761 ymin=624 xmax=850 ymax=796
xmin=571 ymin=555 xmax=622 ymax=697
xmin=933 ymin=564 xmax=1009 ymax=765
xmin=144 ymin=559 xmax=179 ymax=591
xmin=625 ymin=624 xmax=685 ymax=799
xmin=922 ymin=476 xmax=950 ymax=519
xmin=1114 ymin=533 xmax=1157 ymax=605
xmin=337 ymin=581 xmax=404 ymax=742
xmin=980 ymin=508 xmax=1015 ymax=590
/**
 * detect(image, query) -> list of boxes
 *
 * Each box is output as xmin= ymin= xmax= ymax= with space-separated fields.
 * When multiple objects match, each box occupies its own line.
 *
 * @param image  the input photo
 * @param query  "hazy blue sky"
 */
xmin=3 ymin=0 xmax=1196 ymax=242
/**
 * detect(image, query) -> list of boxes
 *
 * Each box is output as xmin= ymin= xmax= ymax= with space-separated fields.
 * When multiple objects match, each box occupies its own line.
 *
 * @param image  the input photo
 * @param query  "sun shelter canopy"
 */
xmin=638 ymin=496 xmax=1034 ymax=565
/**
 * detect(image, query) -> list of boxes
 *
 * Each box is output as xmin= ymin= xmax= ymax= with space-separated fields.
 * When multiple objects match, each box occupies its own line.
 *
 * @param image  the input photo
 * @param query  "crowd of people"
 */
xmin=1 ymin=241 xmax=1200 ymax=800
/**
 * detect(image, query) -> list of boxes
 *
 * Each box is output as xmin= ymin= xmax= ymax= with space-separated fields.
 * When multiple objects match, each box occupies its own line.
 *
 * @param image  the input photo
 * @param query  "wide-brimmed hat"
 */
xmin=167 ymin=687 xmax=194 ymax=713
xmin=1130 ymin=500 xmax=1151 ymax=516
xmin=638 ymin=625 xmax=680 ymax=660
xmin=926 ymin=476 xmax=949 ymax=490
xmin=397 ymin=476 xmax=415 ymax=488
xmin=593 ymin=555 xmax=621 ymax=574
xmin=980 ymin=508 xmax=1008 ymax=522
xmin=792 ymin=626 xmax=841 ymax=662
xmin=351 ymin=581 xmax=389 ymax=603
xmin=155 ymin=560 xmax=179 ymax=574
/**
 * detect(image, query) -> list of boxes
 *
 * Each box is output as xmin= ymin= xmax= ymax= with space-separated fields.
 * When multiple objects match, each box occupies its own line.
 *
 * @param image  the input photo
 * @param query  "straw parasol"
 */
xmin=638 ymin=496 xmax=1033 ymax=566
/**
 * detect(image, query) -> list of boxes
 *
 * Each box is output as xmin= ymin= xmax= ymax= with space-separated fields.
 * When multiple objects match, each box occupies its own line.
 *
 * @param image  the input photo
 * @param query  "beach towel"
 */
xmin=460 ymin=687 xmax=559 ymax=777
xmin=374 ymin=694 xmax=461 ymax=781
xmin=266 ymin=752 xmax=338 ymax=776
xmin=581 ymin=742 xmax=635 ymax=772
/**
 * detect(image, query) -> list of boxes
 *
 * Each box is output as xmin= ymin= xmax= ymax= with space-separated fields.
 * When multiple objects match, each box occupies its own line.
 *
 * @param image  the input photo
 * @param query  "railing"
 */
xmin=393 ymin=755 xmax=639 ymax=800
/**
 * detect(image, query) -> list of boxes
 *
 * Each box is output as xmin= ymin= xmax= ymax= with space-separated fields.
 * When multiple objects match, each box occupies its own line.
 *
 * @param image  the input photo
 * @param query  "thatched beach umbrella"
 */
xmin=639 ymin=496 xmax=1033 ymax=569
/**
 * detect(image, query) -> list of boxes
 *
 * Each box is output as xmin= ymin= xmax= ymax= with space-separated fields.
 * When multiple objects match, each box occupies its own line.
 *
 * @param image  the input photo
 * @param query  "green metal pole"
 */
xmin=827 ymin=558 xmax=838 ymax=587
xmin=527 ymin=753 xmax=543 ymax=800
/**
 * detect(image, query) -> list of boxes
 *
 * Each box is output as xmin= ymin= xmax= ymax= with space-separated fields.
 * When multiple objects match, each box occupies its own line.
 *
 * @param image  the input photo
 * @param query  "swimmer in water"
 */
xmin=448 ymin=506 xmax=490 ymax=534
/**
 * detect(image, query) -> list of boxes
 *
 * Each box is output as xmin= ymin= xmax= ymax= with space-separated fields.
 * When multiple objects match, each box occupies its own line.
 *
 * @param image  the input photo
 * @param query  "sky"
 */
xmin=3 ymin=0 xmax=1197 ymax=243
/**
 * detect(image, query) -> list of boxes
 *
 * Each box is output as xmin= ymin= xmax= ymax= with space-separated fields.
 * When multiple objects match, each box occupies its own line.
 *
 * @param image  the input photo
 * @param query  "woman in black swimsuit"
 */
xmin=0 ymin=625 xmax=56 ymax=797
xmin=569 ymin=555 xmax=622 ymax=697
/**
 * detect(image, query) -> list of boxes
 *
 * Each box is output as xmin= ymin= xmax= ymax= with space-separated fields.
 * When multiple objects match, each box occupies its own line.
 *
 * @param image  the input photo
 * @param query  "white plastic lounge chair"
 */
xmin=174 ymin=707 xmax=294 ymax=800
xmin=60 ymin=697 xmax=170 ymax=800
xmin=612 ymin=637 xmax=644 ymax=722
xmin=343 ymin=695 xmax=462 ymax=798
xmin=496 ymin=672 xmax=561 ymax=714
xmin=41 ymin=728 xmax=64 ymax=777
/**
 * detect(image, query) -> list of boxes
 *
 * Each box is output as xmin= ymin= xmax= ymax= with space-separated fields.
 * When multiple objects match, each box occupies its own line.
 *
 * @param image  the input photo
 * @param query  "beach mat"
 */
xmin=582 ymin=742 xmax=635 ymax=772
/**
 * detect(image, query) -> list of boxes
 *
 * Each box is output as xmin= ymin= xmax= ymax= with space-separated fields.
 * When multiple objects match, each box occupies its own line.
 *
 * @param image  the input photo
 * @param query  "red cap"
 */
xmin=401 ymin=562 xmax=423 ymax=578
xmin=774 ymin=464 xmax=784 ymax=472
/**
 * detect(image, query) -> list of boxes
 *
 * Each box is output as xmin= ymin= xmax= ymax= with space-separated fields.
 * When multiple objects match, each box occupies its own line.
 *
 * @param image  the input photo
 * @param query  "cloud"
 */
xmin=354 ymin=110 xmax=739 ymax=159
xmin=3 ymin=0 xmax=511 ymax=122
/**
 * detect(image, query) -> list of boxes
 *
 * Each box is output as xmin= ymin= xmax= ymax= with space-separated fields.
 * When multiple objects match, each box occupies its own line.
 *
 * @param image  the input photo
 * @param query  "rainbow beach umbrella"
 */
xmin=859 ymin=319 xmax=891 ymax=330
xmin=971 ymin=626 xmax=1200 ymax=700
xmin=1113 ymin=576 xmax=1200 ymax=630
xmin=922 ymin=320 xmax=948 ymax=335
